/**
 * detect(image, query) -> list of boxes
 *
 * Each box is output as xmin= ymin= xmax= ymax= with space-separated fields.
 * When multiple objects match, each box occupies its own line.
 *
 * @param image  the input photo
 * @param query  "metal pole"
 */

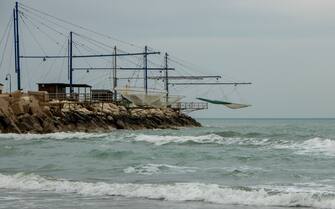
xmin=67 ymin=39 xmax=70 ymax=80
xmin=69 ymin=31 xmax=73 ymax=93
xmin=14 ymin=2 xmax=21 ymax=90
xmin=113 ymin=46 xmax=117 ymax=101
xmin=13 ymin=9 xmax=17 ymax=75
xmin=164 ymin=52 xmax=169 ymax=106
xmin=144 ymin=46 xmax=148 ymax=94
xmin=5 ymin=74 xmax=11 ymax=93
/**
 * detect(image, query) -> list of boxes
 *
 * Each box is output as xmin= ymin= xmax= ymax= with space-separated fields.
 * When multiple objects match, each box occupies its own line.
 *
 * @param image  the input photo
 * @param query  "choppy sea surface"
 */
xmin=1 ymin=118 xmax=335 ymax=209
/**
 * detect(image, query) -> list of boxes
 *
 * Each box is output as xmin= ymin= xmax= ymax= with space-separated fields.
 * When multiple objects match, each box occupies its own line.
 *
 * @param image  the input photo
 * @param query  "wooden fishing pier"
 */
xmin=0 ymin=2 xmax=251 ymax=113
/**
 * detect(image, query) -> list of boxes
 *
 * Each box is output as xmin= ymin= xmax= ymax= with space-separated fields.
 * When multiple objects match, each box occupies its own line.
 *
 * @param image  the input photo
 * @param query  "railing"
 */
xmin=48 ymin=93 xmax=115 ymax=103
xmin=46 ymin=93 xmax=208 ymax=112
xmin=171 ymin=102 xmax=208 ymax=112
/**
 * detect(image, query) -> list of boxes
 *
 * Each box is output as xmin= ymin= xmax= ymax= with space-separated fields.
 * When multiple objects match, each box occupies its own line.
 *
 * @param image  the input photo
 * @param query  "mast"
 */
xmin=144 ymin=46 xmax=148 ymax=94
xmin=164 ymin=53 xmax=169 ymax=105
xmin=69 ymin=31 xmax=73 ymax=93
xmin=113 ymin=46 xmax=117 ymax=101
xmin=14 ymin=2 xmax=21 ymax=90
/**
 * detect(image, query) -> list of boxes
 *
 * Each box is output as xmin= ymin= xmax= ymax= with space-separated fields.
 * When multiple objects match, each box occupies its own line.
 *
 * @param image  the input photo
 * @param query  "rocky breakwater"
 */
xmin=0 ymin=91 xmax=201 ymax=133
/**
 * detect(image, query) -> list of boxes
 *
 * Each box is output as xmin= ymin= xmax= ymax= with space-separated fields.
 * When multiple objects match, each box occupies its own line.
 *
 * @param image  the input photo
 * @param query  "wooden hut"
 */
xmin=37 ymin=83 xmax=92 ymax=101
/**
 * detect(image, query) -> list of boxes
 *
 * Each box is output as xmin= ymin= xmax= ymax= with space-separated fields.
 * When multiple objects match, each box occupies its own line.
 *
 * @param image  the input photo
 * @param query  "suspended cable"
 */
xmin=57 ymin=51 xmax=67 ymax=82
xmin=71 ymin=40 xmax=115 ymax=86
xmin=21 ymin=5 xmax=152 ymax=71
xmin=19 ymin=13 xmax=47 ymax=56
xmin=40 ymin=38 xmax=67 ymax=82
xmin=0 ymin=15 xmax=12 ymax=49
xmin=21 ymin=6 xmax=168 ymax=85
xmin=72 ymin=36 xmax=115 ymax=64
xmin=73 ymin=42 xmax=93 ymax=69
xmin=72 ymin=39 xmax=111 ymax=63
xmin=20 ymin=39 xmax=33 ymax=90
xmin=0 ymin=20 xmax=12 ymax=71
xmin=19 ymin=7 xmax=71 ymax=34
xmin=74 ymin=32 xmax=115 ymax=51
xmin=21 ymin=11 xmax=67 ymax=42
xmin=5 ymin=39 xmax=14 ymax=93
xmin=19 ymin=3 xmax=143 ymax=49
xmin=20 ymin=12 xmax=63 ymax=46
xmin=169 ymin=54 xmax=204 ymax=71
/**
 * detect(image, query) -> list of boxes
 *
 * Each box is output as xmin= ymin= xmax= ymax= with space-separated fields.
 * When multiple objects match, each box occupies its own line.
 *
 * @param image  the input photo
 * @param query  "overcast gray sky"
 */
xmin=1 ymin=0 xmax=335 ymax=118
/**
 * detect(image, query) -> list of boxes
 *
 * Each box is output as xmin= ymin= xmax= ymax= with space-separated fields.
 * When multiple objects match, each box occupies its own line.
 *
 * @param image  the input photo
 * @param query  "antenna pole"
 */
xmin=144 ymin=46 xmax=148 ymax=94
xmin=164 ymin=53 xmax=169 ymax=106
xmin=113 ymin=46 xmax=117 ymax=101
xmin=14 ymin=2 xmax=21 ymax=90
xmin=69 ymin=31 xmax=73 ymax=93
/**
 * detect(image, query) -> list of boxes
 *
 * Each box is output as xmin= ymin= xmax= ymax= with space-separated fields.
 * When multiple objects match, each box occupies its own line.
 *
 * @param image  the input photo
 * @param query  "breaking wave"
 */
xmin=123 ymin=164 xmax=198 ymax=175
xmin=133 ymin=134 xmax=272 ymax=146
xmin=0 ymin=172 xmax=335 ymax=208
xmin=0 ymin=132 xmax=110 ymax=141
xmin=133 ymin=134 xmax=224 ymax=145
xmin=132 ymin=133 xmax=335 ymax=157
xmin=2 ymin=132 xmax=335 ymax=158
xmin=276 ymin=137 xmax=335 ymax=157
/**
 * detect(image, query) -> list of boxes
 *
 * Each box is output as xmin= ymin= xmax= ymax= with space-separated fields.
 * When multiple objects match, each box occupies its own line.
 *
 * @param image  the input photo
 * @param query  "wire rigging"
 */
xmin=39 ymin=38 xmax=67 ymax=82
xmin=20 ymin=12 xmax=66 ymax=45
xmin=73 ymin=42 xmax=93 ymax=69
xmin=20 ymin=12 xmax=63 ymax=46
xmin=19 ymin=13 xmax=47 ymax=55
xmin=0 ymin=19 xmax=13 ymax=71
xmin=0 ymin=15 xmax=12 ymax=49
xmin=19 ymin=6 xmax=72 ymax=35
xmin=74 ymin=32 xmax=115 ymax=52
xmin=19 ymin=3 xmax=143 ymax=49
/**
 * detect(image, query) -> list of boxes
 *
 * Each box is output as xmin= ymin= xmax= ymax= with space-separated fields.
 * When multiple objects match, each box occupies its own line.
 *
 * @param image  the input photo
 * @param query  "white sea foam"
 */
xmin=123 ymin=164 xmax=198 ymax=175
xmin=1 ymin=172 xmax=335 ymax=208
xmin=275 ymin=137 xmax=335 ymax=157
xmin=0 ymin=132 xmax=110 ymax=141
xmin=133 ymin=134 xmax=223 ymax=145
xmin=124 ymin=164 xmax=267 ymax=176
xmin=133 ymin=134 xmax=270 ymax=146
xmin=297 ymin=137 xmax=335 ymax=156
xmin=0 ymin=132 xmax=273 ymax=147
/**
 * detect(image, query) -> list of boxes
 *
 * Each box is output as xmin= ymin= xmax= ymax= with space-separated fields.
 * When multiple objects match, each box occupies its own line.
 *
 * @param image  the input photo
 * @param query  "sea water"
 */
xmin=0 ymin=118 xmax=335 ymax=209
